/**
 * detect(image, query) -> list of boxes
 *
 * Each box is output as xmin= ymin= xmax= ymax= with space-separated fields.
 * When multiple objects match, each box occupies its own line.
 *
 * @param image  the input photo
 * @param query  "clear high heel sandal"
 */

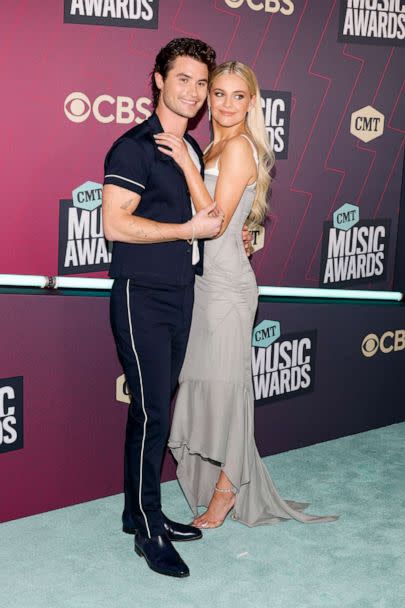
xmin=192 ymin=485 xmax=237 ymax=529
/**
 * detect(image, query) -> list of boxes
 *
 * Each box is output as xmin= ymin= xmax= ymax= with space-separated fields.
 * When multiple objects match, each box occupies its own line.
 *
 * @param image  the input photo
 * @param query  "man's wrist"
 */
xmin=178 ymin=221 xmax=192 ymax=241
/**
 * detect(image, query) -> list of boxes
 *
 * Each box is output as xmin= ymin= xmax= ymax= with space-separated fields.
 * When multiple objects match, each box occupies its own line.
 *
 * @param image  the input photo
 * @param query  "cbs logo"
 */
xmin=361 ymin=330 xmax=405 ymax=358
xmin=64 ymin=92 xmax=152 ymax=124
xmin=224 ymin=0 xmax=294 ymax=14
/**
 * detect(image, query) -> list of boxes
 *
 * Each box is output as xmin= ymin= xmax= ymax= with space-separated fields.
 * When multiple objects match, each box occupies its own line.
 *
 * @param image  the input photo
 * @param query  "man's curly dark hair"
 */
xmin=151 ymin=38 xmax=216 ymax=108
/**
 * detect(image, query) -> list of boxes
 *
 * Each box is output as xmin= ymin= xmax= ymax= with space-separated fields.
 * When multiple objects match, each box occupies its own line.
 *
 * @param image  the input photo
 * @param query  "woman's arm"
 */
xmin=154 ymin=134 xmax=256 ymax=237
xmin=209 ymin=137 xmax=257 ymax=236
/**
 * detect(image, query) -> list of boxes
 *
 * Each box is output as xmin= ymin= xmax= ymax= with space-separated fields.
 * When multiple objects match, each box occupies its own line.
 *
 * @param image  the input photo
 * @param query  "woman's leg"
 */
xmin=192 ymin=470 xmax=236 ymax=529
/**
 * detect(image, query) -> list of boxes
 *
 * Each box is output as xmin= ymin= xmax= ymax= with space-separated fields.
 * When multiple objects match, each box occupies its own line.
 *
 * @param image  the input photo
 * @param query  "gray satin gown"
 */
xmin=168 ymin=137 xmax=337 ymax=526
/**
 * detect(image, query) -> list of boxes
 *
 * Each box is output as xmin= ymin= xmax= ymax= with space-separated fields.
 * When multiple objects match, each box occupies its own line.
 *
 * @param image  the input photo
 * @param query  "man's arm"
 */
xmin=102 ymin=184 xmax=222 ymax=243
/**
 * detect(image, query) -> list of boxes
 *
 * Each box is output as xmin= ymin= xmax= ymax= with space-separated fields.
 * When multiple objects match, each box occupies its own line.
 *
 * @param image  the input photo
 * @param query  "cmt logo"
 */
xmin=72 ymin=181 xmax=102 ymax=211
xmin=250 ymin=225 xmax=265 ymax=253
xmin=361 ymin=329 xmax=405 ymax=358
xmin=350 ymin=105 xmax=385 ymax=142
xmin=116 ymin=374 xmax=131 ymax=404
xmin=333 ymin=202 xmax=359 ymax=231
xmin=252 ymin=320 xmax=280 ymax=347
xmin=224 ymin=0 xmax=294 ymax=14
xmin=0 ymin=377 xmax=23 ymax=454
xmin=319 ymin=203 xmax=390 ymax=287
xmin=64 ymin=0 xmax=159 ymax=29
xmin=58 ymin=181 xmax=112 ymax=275
xmin=64 ymin=92 xmax=152 ymax=124
xmin=251 ymin=321 xmax=317 ymax=405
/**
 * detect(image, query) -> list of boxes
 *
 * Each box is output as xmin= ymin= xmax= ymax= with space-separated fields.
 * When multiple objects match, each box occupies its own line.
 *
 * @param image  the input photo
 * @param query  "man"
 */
xmin=102 ymin=38 xmax=221 ymax=579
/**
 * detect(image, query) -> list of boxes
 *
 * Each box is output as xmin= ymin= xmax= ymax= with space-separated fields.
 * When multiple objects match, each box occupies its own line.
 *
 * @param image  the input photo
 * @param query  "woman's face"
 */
xmin=209 ymin=73 xmax=254 ymax=129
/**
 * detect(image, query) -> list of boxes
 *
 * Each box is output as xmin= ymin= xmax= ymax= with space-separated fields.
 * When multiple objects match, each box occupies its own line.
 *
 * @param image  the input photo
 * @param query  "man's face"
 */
xmin=155 ymin=56 xmax=209 ymax=119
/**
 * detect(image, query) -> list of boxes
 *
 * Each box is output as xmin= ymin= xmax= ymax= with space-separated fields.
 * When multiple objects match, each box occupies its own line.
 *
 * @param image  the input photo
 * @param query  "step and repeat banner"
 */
xmin=1 ymin=0 xmax=404 ymax=288
xmin=1 ymin=1 xmax=405 ymax=522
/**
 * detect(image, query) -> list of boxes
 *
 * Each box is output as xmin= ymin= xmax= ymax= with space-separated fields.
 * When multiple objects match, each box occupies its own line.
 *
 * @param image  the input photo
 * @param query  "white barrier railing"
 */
xmin=0 ymin=274 xmax=402 ymax=301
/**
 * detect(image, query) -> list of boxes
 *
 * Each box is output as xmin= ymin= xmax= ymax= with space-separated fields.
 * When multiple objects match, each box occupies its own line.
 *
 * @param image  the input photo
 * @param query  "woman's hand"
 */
xmin=242 ymin=224 xmax=254 ymax=257
xmin=153 ymin=133 xmax=192 ymax=171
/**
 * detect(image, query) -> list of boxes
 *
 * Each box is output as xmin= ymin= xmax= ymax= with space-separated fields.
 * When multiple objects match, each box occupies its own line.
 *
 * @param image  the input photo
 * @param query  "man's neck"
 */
xmin=155 ymin=106 xmax=188 ymax=138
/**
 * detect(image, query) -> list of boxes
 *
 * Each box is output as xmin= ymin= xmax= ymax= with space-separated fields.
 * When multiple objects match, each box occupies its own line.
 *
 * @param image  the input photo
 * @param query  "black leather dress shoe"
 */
xmin=134 ymin=532 xmax=190 ymax=578
xmin=162 ymin=514 xmax=202 ymax=542
xmin=123 ymin=514 xmax=202 ymax=542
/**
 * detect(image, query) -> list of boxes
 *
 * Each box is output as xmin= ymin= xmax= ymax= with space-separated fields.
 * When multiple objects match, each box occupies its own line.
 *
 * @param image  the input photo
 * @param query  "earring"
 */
xmin=208 ymin=105 xmax=211 ymax=121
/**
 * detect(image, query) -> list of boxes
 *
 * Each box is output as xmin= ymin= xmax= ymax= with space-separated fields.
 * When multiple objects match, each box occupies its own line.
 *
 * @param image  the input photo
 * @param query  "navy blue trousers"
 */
xmin=110 ymin=279 xmax=194 ymax=537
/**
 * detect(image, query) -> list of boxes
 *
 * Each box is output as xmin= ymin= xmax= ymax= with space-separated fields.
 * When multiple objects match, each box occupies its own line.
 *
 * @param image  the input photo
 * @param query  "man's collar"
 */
xmin=147 ymin=112 xmax=183 ymax=175
xmin=147 ymin=112 xmax=164 ymax=134
xmin=148 ymin=111 xmax=193 ymax=144
xmin=147 ymin=112 xmax=203 ymax=174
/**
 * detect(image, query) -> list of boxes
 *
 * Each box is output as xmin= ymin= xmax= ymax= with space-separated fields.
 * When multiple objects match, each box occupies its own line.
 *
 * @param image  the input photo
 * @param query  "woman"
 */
xmin=154 ymin=61 xmax=337 ymax=528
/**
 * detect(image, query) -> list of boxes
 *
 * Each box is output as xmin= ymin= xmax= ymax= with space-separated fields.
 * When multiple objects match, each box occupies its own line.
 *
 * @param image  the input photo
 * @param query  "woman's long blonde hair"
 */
xmin=209 ymin=61 xmax=275 ymax=227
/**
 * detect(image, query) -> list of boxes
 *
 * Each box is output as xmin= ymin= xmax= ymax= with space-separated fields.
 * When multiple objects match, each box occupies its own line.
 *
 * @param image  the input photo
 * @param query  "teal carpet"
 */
xmin=1 ymin=423 xmax=404 ymax=608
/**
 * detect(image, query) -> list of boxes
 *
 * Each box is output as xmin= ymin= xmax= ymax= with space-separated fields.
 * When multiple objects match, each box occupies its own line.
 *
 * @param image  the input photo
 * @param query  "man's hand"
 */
xmin=242 ymin=224 xmax=254 ymax=257
xmin=189 ymin=202 xmax=224 ymax=239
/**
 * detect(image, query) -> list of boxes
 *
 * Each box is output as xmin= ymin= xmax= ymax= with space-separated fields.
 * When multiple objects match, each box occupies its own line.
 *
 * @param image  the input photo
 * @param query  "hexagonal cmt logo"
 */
xmin=350 ymin=106 xmax=385 ymax=143
xmin=250 ymin=225 xmax=265 ymax=253
xmin=72 ymin=181 xmax=103 ymax=211
xmin=333 ymin=203 xmax=359 ymax=231
xmin=116 ymin=374 xmax=131 ymax=404
xmin=252 ymin=320 xmax=280 ymax=348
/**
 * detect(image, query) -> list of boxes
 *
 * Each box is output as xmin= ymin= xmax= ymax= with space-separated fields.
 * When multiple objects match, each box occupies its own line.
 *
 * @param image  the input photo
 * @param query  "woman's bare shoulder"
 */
xmin=221 ymin=134 xmax=256 ymax=164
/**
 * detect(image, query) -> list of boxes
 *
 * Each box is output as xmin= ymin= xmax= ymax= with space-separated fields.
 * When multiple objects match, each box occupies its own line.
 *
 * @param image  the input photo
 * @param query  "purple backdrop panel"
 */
xmin=0 ymin=293 xmax=127 ymax=522
xmin=1 ymin=291 xmax=404 ymax=523
xmin=254 ymin=298 xmax=405 ymax=457
xmin=1 ymin=1 xmax=403 ymax=289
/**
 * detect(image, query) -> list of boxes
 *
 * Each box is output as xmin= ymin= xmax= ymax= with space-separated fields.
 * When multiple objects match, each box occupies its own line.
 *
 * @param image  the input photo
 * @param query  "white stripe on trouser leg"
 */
xmin=126 ymin=279 xmax=151 ymax=538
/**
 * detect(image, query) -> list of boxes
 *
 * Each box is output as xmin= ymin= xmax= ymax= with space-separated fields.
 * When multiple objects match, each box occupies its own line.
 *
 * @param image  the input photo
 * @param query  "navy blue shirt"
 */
xmin=104 ymin=113 xmax=204 ymax=286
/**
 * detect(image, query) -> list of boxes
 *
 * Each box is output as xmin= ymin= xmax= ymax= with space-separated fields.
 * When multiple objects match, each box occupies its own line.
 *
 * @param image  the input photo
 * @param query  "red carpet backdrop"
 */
xmin=1 ymin=1 xmax=404 ymax=523
xmin=1 ymin=0 xmax=404 ymax=288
